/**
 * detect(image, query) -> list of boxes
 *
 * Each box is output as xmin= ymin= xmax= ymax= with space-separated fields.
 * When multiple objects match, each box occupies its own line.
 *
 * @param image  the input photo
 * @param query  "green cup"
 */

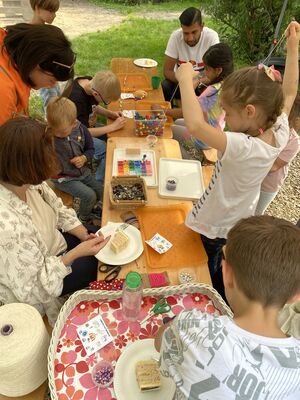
xmin=151 ymin=75 xmax=161 ymax=90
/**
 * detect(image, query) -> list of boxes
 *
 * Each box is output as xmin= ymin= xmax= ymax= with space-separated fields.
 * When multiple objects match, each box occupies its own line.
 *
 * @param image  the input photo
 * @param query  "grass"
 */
xmin=72 ymin=16 xmax=222 ymax=77
xmin=88 ymin=0 xmax=201 ymax=14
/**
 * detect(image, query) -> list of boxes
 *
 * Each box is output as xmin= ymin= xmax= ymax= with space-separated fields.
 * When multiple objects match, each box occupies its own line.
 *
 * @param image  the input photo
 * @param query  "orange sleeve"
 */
xmin=0 ymin=73 xmax=19 ymax=126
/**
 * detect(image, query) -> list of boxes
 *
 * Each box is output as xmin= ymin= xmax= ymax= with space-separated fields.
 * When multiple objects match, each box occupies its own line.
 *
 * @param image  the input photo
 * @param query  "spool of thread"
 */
xmin=0 ymin=303 xmax=50 ymax=397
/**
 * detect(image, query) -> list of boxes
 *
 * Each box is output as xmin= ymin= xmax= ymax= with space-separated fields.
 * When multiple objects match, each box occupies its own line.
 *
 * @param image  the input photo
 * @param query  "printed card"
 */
xmin=77 ymin=314 xmax=113 ymax=356
xmin=121 ymin=93 xmax=135 ymax=99
xmin=145 ymin=233 xmax=173 ymax=254
xmin=122 ymin=110 xmax=135 ymax=118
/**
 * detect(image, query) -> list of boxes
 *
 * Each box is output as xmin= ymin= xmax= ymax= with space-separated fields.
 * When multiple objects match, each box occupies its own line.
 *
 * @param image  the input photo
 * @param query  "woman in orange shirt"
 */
xmin=0 ymin=23 xmax=75 ymax=125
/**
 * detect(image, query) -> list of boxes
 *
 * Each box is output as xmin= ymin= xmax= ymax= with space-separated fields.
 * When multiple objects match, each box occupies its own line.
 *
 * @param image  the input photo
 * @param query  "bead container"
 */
xmin=92 ymin=360 xmax=114 ymax=388
xmin=134 ymin=111 xmax=167 ymax=137
xmin=166 ymin=177 xmax=178 ymax=191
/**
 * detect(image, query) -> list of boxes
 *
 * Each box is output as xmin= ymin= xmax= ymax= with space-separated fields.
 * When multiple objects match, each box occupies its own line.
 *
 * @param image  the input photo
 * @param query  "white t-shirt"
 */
xmin=160 ymin=309 xmax=300 ymax=400
xmin=165 ymin=27 xmax=219 ymax=72
xmin=186 ymin=113 xmax=289 ymax=239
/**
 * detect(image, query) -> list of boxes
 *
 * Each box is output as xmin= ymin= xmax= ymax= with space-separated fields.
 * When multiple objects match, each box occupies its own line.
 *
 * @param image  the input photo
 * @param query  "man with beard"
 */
xmin=162 ymin=7 xmax=219 ymax=102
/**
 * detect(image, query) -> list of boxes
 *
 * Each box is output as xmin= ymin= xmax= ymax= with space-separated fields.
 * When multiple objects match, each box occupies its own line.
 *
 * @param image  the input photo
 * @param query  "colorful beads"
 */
xmin=134 ymin=112 xmax=166 ymax=136
xmin=92 ymin=361 xmax=114 ymax=388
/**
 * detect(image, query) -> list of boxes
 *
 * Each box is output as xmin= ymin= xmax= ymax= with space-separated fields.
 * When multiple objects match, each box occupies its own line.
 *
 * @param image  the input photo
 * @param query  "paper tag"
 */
xmin=121 ymin=93 xmax=135 ymax=99
xmin=145 ymin=233 xmax=173 ymax=254
xmin=122 ymin=110 xmax=135 ymax=118
xmin=77 ymin=314 xmax=113 ymax=356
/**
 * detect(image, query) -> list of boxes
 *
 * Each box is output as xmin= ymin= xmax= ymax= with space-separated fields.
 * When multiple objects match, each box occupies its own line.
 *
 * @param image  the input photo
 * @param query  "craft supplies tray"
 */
xmin=158 ymin=158 xmax=204 ymax=200
xmin=112 ymin=148 xmax=158 ymax=187
xmin=48 ymin=284 xmax=233 ymax=400
xmin=117 ymin=72 xmax=151 ymax=92
xmin=109 ymin=176 xmax=148 ymax=208
xmin=121 ymin=100 xmax=173 ymax=125
xmin=135 ymin=203 xmax=207 ymax=269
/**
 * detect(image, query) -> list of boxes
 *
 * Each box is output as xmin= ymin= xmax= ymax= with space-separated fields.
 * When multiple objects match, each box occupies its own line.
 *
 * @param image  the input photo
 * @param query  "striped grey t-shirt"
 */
xmin=160 ymin=310 xmax=300 ymax=399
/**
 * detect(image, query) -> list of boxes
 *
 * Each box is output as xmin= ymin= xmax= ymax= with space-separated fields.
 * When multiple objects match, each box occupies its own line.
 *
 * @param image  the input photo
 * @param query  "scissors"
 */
xmin=98 ymin=264 xmax=122 ymax=282
xmin=140 ymin=297 xmax=172 ymax=325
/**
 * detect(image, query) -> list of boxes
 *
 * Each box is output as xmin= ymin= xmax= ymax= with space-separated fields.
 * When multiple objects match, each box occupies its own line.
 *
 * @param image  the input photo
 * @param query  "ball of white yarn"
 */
xmin=0 ymin=303 xmax=50 ymax=397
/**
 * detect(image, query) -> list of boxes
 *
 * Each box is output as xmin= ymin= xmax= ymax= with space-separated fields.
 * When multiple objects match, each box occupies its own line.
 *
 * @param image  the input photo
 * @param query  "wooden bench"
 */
xmin=47 ymin=181 xmax=74 ymax=208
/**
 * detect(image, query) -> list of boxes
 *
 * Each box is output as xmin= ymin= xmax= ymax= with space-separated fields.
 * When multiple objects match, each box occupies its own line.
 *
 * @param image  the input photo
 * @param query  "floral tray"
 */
xmin=48 ymin=284 xmax=232 ymax=400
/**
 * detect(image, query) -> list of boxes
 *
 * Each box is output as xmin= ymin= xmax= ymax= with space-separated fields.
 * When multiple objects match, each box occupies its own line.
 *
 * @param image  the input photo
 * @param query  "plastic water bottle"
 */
xmin=122 ymin=272 xmax=143 ymax=321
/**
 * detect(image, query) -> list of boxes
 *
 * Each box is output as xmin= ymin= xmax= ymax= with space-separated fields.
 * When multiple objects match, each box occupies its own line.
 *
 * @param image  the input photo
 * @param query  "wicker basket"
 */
xmin=48 ymin=283 xmax=233 ymax=400
xmin=109 ymin=176 xmax=148 ymax=209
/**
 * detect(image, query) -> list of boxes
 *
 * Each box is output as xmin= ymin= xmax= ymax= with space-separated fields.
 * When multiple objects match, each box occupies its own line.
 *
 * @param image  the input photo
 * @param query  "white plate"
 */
xmin=134 ymin=58 xmax=158 ymax=68
xmin=114 ymin=339 xmax=175 ymax=400
xmin=95 ymin=223 xmax=144 ymax=265
xmin=158 ymin=158 xmax=205 ymax=200
xmin=112 ymin=148 xmax=158 ymax=187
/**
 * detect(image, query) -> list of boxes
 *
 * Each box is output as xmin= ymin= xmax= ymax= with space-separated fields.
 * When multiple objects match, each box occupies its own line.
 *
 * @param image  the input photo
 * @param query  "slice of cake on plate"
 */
xmin=135 ymin=359 xmax=161 ymax=392
xmin=110 ymin=230 xmax=130 ymax=254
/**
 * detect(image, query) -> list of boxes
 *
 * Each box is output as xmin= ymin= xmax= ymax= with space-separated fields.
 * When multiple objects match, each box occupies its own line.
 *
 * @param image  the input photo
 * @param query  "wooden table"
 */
xmin=98 ymin=137 xmax=213 ymax=286
xmin=108 ymin=58 xmax=173 ymax=139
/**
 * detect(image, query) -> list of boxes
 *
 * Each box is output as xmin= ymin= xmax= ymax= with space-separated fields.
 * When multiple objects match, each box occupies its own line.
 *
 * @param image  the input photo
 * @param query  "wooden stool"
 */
xmin=47 ymin=181 xmax=74 ymax=208
xmin=202 ymin=148 xmax=218 ymax=164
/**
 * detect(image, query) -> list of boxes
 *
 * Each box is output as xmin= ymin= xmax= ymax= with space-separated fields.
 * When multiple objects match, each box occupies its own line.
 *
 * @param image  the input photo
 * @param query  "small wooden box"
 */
xmin=109 ymin=176 xmax=148 ymax=208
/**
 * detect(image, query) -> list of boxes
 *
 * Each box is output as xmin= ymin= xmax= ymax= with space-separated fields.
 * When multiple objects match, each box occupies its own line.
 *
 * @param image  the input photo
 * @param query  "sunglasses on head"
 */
xmin=39 ymin=53 xmax=76 ymax=81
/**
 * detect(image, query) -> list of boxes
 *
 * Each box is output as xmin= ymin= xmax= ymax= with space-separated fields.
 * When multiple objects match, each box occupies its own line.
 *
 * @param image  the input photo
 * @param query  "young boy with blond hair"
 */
xmin=155 ymin=215 xmax=300 ymax=399
xmin=68 ymin=70 xmax=125 ymax=183
xmin=47 ymin=97 xmax=102 ymax=224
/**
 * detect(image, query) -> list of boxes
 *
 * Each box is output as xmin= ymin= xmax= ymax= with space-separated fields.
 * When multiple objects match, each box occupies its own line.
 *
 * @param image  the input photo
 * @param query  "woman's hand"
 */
xmin=61 ymin=234 xmax=110 ymax=267
xmin=175 ymin=62 xmax=199 ymax=83
xmin=75 ymin=235 xmax=111 ymax=257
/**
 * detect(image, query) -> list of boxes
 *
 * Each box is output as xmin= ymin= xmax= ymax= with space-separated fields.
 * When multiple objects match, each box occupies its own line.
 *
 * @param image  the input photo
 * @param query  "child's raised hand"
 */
xmin=175 ymin=62 xmax=199 ymax=83
xmin=285 ymin=21 xmax=300 ymax=46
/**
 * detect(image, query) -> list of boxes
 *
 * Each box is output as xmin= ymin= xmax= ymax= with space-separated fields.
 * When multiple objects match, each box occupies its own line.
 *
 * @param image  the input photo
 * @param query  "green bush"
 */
xmin=201 ymin=0 xmax=300 ymax=64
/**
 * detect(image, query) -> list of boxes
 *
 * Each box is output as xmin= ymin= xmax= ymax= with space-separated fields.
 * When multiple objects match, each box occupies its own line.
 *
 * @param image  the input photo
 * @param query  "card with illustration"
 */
xmin=77 ymin=314 xmax=113 ymax=356
xmin=145 ymin=233 xmax=173 ymax=254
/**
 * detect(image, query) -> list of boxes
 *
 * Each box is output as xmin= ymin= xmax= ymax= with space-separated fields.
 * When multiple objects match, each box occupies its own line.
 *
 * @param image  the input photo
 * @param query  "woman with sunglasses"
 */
xmin=0 ymin=23 xmax=75 ymax=126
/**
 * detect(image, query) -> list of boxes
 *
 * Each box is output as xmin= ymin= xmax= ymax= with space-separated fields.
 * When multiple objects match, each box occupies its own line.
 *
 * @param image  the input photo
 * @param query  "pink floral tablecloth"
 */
xmin=53 ymin=293 xmax=221 ymax=400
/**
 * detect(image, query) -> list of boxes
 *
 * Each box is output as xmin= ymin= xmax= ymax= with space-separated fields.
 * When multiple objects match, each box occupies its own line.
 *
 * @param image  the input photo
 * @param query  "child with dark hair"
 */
xmin=175 ymin=21 xmax=299 ymax=297
xmin=256 ymin=91 xmax=300 ymax=215
xmin=169 ymin=42 xmax=234 ymax=157
xmin=155 ymin=215 xmax=300 ymax=399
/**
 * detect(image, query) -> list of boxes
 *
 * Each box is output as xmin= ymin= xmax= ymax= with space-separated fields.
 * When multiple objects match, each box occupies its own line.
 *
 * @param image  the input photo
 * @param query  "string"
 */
xmin=262 ymin=33 xmax=286 ymax=64
xmin=169 ymin=73 xmax=205 ymax=104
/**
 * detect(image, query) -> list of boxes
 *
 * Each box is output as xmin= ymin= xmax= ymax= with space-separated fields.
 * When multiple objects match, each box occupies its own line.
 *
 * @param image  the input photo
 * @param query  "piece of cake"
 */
xmin=135 ymin=359 xmax=161 ymax=392
xmin=110 ymin=230 xmax=129 ymax=254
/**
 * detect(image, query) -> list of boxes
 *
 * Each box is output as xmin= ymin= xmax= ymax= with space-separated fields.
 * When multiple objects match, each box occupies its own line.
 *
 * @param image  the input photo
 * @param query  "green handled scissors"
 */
xmin=140 ymin=297 xmax=172 ymax=325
